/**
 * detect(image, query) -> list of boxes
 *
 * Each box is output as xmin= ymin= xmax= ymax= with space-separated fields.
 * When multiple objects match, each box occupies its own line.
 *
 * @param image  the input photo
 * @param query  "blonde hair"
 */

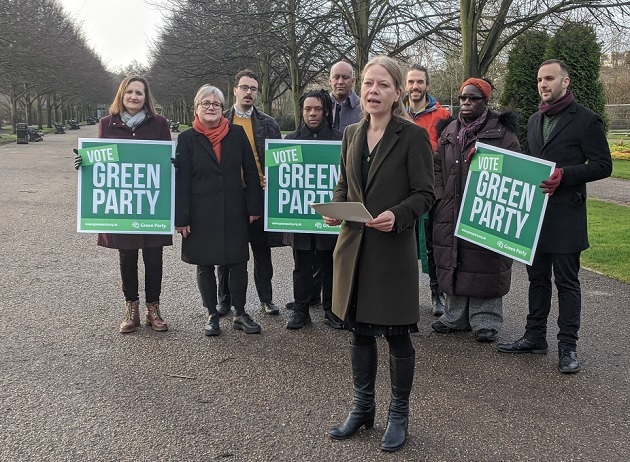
xmin=360 ymin=56 xmax=406 ymax=121
xmin=109 ymin=76 xmax=157 ymax=116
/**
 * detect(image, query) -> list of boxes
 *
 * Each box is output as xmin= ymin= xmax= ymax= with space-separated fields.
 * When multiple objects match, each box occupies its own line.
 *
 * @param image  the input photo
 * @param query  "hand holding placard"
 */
xmin=540 ymin=168 xmax=563 ymax=196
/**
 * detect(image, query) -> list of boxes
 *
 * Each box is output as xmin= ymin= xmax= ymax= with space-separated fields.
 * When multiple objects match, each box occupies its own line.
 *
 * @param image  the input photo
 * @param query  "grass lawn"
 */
xmin=582 ymin=198 xmax=630 ymax=283
xmin=612 ymin=160 xmax=630 ymax=180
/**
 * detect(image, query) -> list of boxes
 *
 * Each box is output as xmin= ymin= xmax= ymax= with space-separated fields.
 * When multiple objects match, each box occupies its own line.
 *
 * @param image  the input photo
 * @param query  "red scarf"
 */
xmin=539 ymin=90 xmax=575 ymax=116
xmin=193 ymin=115 xmax=229 ymax=161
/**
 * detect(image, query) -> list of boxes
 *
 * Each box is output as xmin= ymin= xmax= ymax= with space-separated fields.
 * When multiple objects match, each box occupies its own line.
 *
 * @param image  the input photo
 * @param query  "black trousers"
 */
xmin=525 ymin=251 xmax=582 ymax=351
xmin=198 ymin=262 xmax=247 ymax=316
xmin=292 ymin=248 xmax=333 ymax=313
xmin=218 ymin=218 xmax=273 ymax=305
xmin=119 ymin=247 xmax=163 ymax=303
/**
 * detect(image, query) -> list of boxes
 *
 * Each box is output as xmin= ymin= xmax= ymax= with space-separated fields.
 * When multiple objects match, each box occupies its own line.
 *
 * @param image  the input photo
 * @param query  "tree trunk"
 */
xmin=10 ymin=85 xmax=18 ymax=134
xmin=259 ymin=57 xmax=273 ymax=116
xmin=461 ymin=0 xmax=481 ymax=78
xmin=37 ymin=95 xmax=43 ymax=129
xmin=46 ymin=94 xmax=53 ymax=128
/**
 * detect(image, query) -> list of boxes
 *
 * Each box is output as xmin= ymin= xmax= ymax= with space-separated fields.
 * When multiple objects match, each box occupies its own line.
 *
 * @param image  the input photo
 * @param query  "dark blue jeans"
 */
xmin=525 ymin=252 xmax=581 ymax=351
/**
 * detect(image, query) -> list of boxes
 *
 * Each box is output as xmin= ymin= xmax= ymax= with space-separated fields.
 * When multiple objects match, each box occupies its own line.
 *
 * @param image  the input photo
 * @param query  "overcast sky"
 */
xmin=58 ymin=0 xmax=166 ymax=71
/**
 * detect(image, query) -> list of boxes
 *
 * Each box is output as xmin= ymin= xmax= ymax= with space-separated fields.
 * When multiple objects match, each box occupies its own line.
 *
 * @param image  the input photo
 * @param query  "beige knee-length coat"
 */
xmin=331 ymin=117 xmax=435 ymax=325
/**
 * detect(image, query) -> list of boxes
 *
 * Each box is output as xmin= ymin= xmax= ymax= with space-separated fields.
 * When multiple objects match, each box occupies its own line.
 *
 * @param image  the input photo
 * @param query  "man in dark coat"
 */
xmin=497 ymin=59 xmax=612 ymax=373
xmin=283 ymin=89 xmax=344 ymax=330
xmin=218 ymin=69 xmax=283 ymax=317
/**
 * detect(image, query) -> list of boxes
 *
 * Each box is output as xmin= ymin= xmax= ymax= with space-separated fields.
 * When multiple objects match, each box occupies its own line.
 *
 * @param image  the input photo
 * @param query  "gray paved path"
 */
xmin=588 ymin=176 xmax=630 ymax=206
xmin=1 ymin=128 xmax=628 ymax=461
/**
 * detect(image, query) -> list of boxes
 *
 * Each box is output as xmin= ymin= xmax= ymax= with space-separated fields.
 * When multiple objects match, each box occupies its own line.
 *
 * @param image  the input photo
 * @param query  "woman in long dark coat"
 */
xmin=175 ymin=85 xmax=263 ymax=336
xmin=325 ymin=56 xmax=435 ymax=452
xmin=76 ymin=75 xmax=172 ymax=333
xmin=431 ymin=78 xmax=520 ymax=342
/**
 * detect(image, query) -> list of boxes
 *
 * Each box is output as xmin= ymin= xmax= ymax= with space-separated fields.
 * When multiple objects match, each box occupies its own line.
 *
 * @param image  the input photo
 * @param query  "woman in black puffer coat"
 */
xmin=432 ymin=78 xmax=521 ymax=343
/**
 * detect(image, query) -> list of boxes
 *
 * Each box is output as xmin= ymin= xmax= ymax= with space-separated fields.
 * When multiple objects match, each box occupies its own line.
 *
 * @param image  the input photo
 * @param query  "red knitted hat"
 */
xmin=459 ymin=78 xmax=492 ymax=100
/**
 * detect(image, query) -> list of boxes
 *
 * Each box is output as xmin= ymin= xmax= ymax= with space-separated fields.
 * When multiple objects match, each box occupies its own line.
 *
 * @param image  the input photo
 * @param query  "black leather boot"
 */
xmin=379 ymin=352 xmax=415 ymax=452
xmin=328 ymin=343 xmax=377 ymax=440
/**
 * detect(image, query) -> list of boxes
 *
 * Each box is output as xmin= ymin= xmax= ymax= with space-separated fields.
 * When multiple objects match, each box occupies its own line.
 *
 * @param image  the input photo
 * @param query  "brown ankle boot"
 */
xmin=145 ymin=302 xmax=168 ymax=331
xmin=120 ymin=300 xmax=140 ymax=333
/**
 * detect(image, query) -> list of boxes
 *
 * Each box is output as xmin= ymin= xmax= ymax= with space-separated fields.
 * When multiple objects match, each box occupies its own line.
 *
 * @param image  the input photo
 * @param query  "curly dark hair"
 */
xmin=298 ymin=89 xmax=334 ymax=129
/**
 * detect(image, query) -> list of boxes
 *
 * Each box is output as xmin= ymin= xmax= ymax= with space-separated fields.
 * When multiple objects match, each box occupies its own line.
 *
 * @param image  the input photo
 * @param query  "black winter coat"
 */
xmin=175 ymin=125 xmax=263 ymax=265
xmin=433 ymin=111 xmax=520 ymax=298
xmin=223 ymin=105 xmax=284 ymax=247
xmin=526 ymin=101 xmax=612 ymax=254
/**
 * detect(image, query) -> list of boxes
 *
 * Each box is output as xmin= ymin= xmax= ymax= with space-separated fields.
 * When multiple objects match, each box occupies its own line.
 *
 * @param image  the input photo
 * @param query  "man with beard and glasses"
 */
xmin=218 ymin=69 xmax=282 ymax=318
xmin=405 ymin=65 xmax=451 ymax=316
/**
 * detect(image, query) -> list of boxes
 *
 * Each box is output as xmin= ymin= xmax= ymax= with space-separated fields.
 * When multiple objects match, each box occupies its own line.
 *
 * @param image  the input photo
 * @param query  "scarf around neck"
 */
xmin=121 ymin=109 xmax=147 ymax=129
xmin=457 ymin=108 xmax=489 ymax=150
xmin=193 ymin=115 xmax=230 ymax=162
xmin=539 ymin=90 xmax=574 ymax=116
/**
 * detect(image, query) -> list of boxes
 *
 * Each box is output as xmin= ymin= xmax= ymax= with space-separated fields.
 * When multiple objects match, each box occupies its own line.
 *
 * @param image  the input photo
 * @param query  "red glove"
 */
xmin=540 ymin=168 xmax=563 ymax=196
xmin=465 ymin=147 xmax=476 ymax=163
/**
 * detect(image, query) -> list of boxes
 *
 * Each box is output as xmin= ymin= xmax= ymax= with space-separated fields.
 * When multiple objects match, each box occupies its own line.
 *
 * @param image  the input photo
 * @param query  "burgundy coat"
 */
xmin=96 ymin=113 xmax=173 ymax=249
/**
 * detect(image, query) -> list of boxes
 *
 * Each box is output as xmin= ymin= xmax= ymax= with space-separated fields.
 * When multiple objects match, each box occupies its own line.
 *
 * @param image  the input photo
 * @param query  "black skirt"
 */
xmin=344 ymin=295 xmax=419 ymax=337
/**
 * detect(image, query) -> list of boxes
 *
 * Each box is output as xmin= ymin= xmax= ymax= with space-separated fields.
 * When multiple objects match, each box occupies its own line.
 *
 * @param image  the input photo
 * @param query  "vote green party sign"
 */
xmin=76 ymin=138 xmax=175 ymax=234
xmin=265 ymin=139 xmax=341 ymax=234
xmin=455 ymin=142 xmax=555 ymax=265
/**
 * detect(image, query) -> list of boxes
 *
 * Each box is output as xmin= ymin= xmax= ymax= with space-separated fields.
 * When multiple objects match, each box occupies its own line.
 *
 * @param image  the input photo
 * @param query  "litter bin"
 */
xmin=16 ymin=123 xmax=28 ymax=144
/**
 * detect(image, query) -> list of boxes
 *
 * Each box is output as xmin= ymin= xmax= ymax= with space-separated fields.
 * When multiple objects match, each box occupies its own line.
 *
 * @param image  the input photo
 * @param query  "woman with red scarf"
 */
xmin=175 ymin=85 xmax=263 ymax=336
xmin=431 ymin=78 xmax=521 ymax=342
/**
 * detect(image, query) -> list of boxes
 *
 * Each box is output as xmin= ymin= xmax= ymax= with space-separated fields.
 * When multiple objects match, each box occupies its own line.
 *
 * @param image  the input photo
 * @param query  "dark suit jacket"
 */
xmin=526 ymin=101 xmax=612 ymax=253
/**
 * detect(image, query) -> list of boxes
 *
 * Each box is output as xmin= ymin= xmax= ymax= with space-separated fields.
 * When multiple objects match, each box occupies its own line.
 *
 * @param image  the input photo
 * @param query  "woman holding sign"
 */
xmin=431 ymin=78 xmax=520 ymax=342
xmin=75 ymin=75 xmax=172 ymax=334
xmin=324 ymin=56 xmax=435 ymax=452
xmin=174 ymin=85 xmax=263 ymax=337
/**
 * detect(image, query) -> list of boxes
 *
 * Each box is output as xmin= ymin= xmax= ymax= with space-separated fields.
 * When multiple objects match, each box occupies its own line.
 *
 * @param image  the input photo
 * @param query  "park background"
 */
xmin=1 ymin=0 xmax=630 ymax=134
xmin=2 ymin=0 xmax=629 ymax=283
xmin=1 ymin=2 xmax=630 ymax=460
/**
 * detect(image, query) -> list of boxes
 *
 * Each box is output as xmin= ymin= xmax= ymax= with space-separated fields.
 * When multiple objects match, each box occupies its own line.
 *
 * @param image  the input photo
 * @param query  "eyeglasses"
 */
xmin=458 ymin=95 xmax=485 ymax=102
xmin=236 ymin=85 xmax=259 ymax=93
xmin=199 ymin=101 xmax=223 ymax=110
